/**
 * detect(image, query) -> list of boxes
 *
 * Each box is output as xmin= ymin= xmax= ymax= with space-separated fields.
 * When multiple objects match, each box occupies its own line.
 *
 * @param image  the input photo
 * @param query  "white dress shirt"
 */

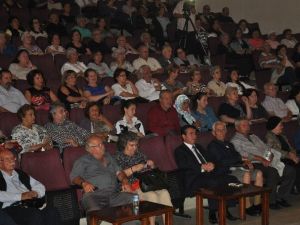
xmin=0 ymin=86 xmax=29 ymax=113
xmin=133 ymin=57 xmax=162 ymax=71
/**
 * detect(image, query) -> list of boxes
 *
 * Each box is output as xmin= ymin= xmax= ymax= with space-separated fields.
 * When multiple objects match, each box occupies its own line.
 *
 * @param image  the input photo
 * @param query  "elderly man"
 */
xmin=0 ymin=149 xmax=61 ymax=225
xmin=135 ymin=65 xmax=165 ymax=101
xmin=147 ymin=90 xmax=180 ymax=136
xmin=70 ymin=134 xmax=133 ymax=215
xmin=208 ymin=121 xmax=263 ymax=216
xmin=132 ymin=45 xmax=163 ymax=74
xmin=0 ymin=70 xmax=28 ymax=113
xmin=175 ymin=125 xmax=238 ymax=224
xmin=261 ymin=82 xmax=292 ymax=121
xmin=44 ymin=102 xmax=90 ymax=152
xmin=231 ymin=118 xmax=296 ymax=209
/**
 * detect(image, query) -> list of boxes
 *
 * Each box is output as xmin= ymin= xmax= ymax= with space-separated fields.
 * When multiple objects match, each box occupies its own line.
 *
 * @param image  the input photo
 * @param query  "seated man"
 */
xmin=0 ymin=149 xmax=61 ymax=225
xmin=132 ymin=45 xmax=163 ymax=75
xmin=231 ymin=118 xmax=296 ymax=209
xmin=70 ymin=134 xmax=134 ymax=217
xmin=174 ymin=125 xmax=238 ymax=224
xmin=44 ymin=102 xmax=90 ymax=152
xmin=261 ymin=82 xmax=292 ymax=121
xmin=147 ymin=90 xmax=180 ymax=136
xmin=208 ymin=121 xmax=263 ymax=216
xmin=0 ymin=70 xmax=28 ymax=113
xmin=135 ymin=65 xmax=165 ymax=101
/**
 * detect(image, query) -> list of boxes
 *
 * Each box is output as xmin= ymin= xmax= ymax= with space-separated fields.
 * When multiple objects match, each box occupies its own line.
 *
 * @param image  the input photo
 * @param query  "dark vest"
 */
xmin=0 ymin=169 xmax=32 ymax=208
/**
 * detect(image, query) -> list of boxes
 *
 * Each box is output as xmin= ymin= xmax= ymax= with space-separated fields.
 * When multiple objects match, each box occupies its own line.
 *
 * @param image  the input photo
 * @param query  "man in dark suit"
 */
xmin=174 ymin=125 xmax=238 ymax=224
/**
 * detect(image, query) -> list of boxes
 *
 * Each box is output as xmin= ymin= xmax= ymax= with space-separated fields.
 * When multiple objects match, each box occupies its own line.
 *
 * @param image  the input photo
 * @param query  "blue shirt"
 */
xmin=84 ymin=85 xmax=106 ymax=96
xmin=192 ymin=107 xmax=218 ymax=131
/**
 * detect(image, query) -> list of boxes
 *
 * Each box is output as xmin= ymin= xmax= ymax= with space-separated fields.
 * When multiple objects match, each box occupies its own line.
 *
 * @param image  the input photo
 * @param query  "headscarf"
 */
xmin=174 ymin=94 xmax=196 ymax=125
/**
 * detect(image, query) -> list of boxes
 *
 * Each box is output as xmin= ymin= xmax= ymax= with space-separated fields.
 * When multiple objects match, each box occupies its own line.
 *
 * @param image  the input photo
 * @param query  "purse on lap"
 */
xmin=134 ymin=168 xmax=168 ymax=192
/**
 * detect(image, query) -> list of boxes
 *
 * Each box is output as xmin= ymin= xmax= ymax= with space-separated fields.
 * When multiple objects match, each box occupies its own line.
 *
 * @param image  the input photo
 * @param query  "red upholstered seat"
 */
xmin=30 ymin=54 xmax=60 ymax=79
xmin=208 ymin=96 xmax=225 ymax=115
xmin=136 ymin=102 xmax=156 ymax=132
xmin=0 ymin=112 xmax=19 ymax=137
xmin=69 ymin=108 xmax=85 ymax=125
xmin=54 ymin=54 xmax=68 ymax=75
xmin=35 ymin=110 xmax=49 ymax=125
xmin=100 ymin=76 xmax=116 ymax=88
xmin=164 ymin=135 xmax=184 ymax=171
xmin=0 ymin=55 xmax=14 ymax=69
xmin=104 ymin=142 xmax=117 ymax=155
xmin=251 ymin=122 xmax=267 ymax=140
xmin=35 ymin=37 xmax=49 ymax=52
xmin=21 ymin=149 xmax=69 ymax=191
xmin=284 ymin=120 xmax=299 ymax=148
xmin=196 ymin=132 xmax=215 ymax=149
xmin=102 ymin=104 xmax=122 ymax=124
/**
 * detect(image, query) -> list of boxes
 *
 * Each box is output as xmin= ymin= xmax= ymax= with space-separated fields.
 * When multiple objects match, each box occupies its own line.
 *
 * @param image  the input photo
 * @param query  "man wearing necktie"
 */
xmin=174 ymin=125 xmax=238 ymax=224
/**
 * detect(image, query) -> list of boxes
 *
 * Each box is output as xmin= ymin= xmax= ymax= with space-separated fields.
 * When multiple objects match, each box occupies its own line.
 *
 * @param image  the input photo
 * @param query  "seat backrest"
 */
xmin=21 ymin=149 xmax=69 ymax=191
xmin=102 ymin=104 xmax=122 ymax=124
xmin=283 ymin=120 xmax=299 ymax=148
xmin=164 ymin=135 xmax=184 ymax=171
xmin=63 ymin=147 xmax=87 ymax=185
xmin=208 ymin=37 xmax=220 ymax=56
xmin=35 ymin=110 xmax=49 ymax=125
xmin=0 ymin=112 xmax=20 ymax=137
xmin=30 ymin=54 xmax=60 ymax=80
xmin=251 ymin=122 xmax=267 ymax=140
xmin=69 ymin=108 xmax=85 ymax=125
xmin=136 ymin=102 xmax=156 ymax=132
xmin=208 ymin=96 xmax=226 ymax=115
xmin=54 ymin=54 xmax=68 ymax=75
xmin=255 ymin=69 xmax=272 ymax=91
xmin=196 ymin=132 xmax=215 ymax=149
xmin=35 ymin=36 xmax=49 ymax=52
xmin=0 ymin=55 xmax=14 ymax=69
xmin=104 ymin=142 xmax=117 ymax=155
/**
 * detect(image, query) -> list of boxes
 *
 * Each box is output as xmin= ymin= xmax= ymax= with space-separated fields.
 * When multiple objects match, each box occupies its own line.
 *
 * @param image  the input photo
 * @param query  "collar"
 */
xmin=184 ymin=142 xmax=194 ymax=150
xmin=1 ymin=169 xmax=17 ymax=179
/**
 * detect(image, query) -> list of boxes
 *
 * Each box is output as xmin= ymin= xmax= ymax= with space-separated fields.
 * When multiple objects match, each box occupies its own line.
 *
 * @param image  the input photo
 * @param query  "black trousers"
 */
xmin=3 ymin=206 xmax=61 ymax=225
xmin=0 ymin=209 xmax=16 ymax=225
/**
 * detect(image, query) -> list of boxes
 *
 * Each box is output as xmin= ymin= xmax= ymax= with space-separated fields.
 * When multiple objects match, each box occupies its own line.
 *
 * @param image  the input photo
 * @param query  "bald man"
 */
xmin=70 ymin=135 xmax=134 ymax=214
xmin=0 ymin=149 xmax=61 ymax=225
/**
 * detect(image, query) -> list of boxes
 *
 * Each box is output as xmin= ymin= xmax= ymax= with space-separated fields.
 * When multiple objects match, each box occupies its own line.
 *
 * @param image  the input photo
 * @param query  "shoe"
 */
xmin=269 ymin=203 xmax=281 ymax=210
xmin=277 ymin=199 xmax=291 ymax=208
xmin=208 ymin=211 xmax=218 ymax=224
xmin=245 ymin=205 xmax=260 ymax=216
xmin=226 ymin=210 xmax=238 ymax=221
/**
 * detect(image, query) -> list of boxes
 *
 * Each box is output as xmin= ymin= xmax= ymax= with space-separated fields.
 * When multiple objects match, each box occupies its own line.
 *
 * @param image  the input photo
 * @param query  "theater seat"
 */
xmin=69 ymin=108 xmax=85 ymax=125
xmin=0 ymin=112 xmax=19 ymax=137
xmin=136 ymin=102 xmax=156 ymax=132
xmin=164 ymin=135 xmax=184 ymax=171
xmin=196 ymin=132 xmax=215 ymax=149
xmin=30 ymin=54 xmax=60 ymax=79
xmin=102 ymin=104 xmax=122 ymax=124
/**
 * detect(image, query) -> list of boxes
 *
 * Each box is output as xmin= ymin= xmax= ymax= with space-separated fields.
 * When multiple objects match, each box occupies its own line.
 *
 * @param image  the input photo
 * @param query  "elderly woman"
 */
xmin=66 ymin=29 xmax=91 ymax=55
xmin=186 ymin=68 xmax=210 ymax=95
xmin=61 ymin=48 xmax=88 ymax=76
xmin=57 ymin=70 xmax=87 ymax=111
xmin=29 ymin=17 xmax=48 ymax=40
xmin=218 ymin=87 xmax=252 ymax=125
xmin=226 ymin=69 xmax=255 ymax=95
xmin=113 ymin=35 xmax=138 ymax=55
xmin=110 ymin=48 xmax=135 ymax=74
xmin=11 ymin=104 xmax=52 ymax=154
xmin=158 ymin=45 xmax=175 ymax=69
xmin=174 ymin=94 xmax=201 ymax=129
xmin=265 ymin=116 xmax=300 ymax=194
xmin=242 ymin=89 xmax=268 ymax=121
xmin=88 ymin=51 xmax=113 ymax=77
xmin=286 ymin=86 xmax=300 ymax=116
xmin=207 ymin=65 xmax=226 ymax=96
xmin=115 ymin=100 xmax=145 ymax=137
xmin=44 ymin=102 xmax=90 ymax=152
xmin=114 ymin=131 xmax=173 ymax=225
xmin=8 ymin=49 xmax=37 ymax=80
xmin=163 ymin=65 xmax=186 ymax=97
xmin=83 ymin=68 xmax=114 ymax=104
xmin=79 ymin=102 xmax=114 ymax=139
xmin=191 ymin=92 xmax=218 ymax=131
xmin=112 ymin=68 xmax=139 ymax=101
xmin=24 ymin=69 xmax=58 ymax=111
xmin=45 ymin=34 xmax=66 ymax=55
xmin=19 ymin=31 xmax=43 ymax=55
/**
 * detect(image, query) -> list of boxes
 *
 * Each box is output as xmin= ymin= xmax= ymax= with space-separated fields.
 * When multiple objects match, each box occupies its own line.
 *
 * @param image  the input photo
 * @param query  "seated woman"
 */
xmin=112 ymin=68 xmax=143 ymax=101
xmin=45 ymin=33 xmax=66 ymax=55
xmin=57 ymin=70 xmax=87 ymax=111
xmin=19 ymin=31 xmax=43 ymax=55
xmin=61 ymin=48 xmax=88 ymax=76
xmin=285 ymin=86 xmax=300 ymax=116
xmin=72 ymin=15 xmax=92 ymax=39
xmin=163 ymin=65 xmax=186 ymax=97
xmin=114 ymin=35 xmax=138 ymax=55
xmin=230 ymin=28 xmax=252 ymax=55
xmin=174 ymin=94 xmax=201 ymax=129
xmin=11 ymin=104 xmax=52 ymax=154
xmin=114 ymin=131 xmax=173 ymax=225
xmin=191 ymin=92 xmax=218 ymax=131
xmin=207 ymin=65 xmax=226 ymax=96
xmin=79 ymin=102 xmax=114 ymax=139
xmin=292 ymin=43 xmax=300 ymax=77
xmin=29 ymin=17 xmax=48 ymax=40
xmin=226 ymin=69 xmax=255 ymax=95
xmin=110 ymin=48 xmax=135 ymax=74
xmin=88 ymin=51 xmax=113 ymax=77
xmin=95 ymin=17 xmax=113 ymax=39
xmin=218 ymin=87 xmax=251 ymax=125
xmin=237 ymin=19 xmax=250 ymax=36
xmin=265 ymin=116 xmax=300 ymax=194
xmin=280 ymin=29 xmax=298 ymax=49
xmin=186 ymin=68 xmax=210 ymax=95
xmin=242 ymin=89 xmax=267 ymax=121
xmin=8 ymin=49 xmax=37 ymax=80
xmin=24 ymin=69 xmax=58 ymax=111
xmin=174 ymin=48 xmax=200 ymax=73
xmin=66 ymin=29 xmax=91 ymax=55
xmin=265 ymin=32 xmax=280 ymax=50
xmin=83 ymin=68 xmax=114 ymax=104
xmin=115 ymin=100 xmax=145 ymax=137
xmin=247 ymin=29 xmax=264 ymax=50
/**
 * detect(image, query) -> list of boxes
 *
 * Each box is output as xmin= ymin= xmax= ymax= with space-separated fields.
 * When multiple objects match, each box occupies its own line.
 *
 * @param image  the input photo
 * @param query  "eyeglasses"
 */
xmin=88 ymin=143 xmax=103 ymax=149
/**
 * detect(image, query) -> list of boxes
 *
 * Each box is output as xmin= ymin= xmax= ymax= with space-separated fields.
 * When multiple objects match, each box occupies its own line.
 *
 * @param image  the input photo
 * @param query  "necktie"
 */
xmin=192 ymin=145 xmax=207 ymax=164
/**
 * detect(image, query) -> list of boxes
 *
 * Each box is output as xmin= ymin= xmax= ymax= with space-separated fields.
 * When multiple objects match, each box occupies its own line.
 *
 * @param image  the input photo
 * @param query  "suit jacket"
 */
xmin=174 ymin=143 xmax=214 ymax=196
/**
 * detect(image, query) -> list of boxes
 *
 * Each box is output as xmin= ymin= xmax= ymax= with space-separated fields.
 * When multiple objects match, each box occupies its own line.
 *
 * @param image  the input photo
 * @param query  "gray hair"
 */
xmin=49 ymin=102 xmax=65 ymax=115
xmin=225 ymin=86 xmax=238 ymax=96
xmin=212 ymin=121 xmax=227 ymax=132
xmin=137 ymin=65 xmax=151 ymax=78
xmin=66 ymin=47 xmax=77 ymax=59
xmin=234 ymin=118 xmax=249 ymax=129
xmin=117 ymin=131 xmax=139 ymax=152
xmin=112 ymin=48 xmax=125 ymax=58
xmin=210 ymin=65 xmax=221 ymax=77
xmin=85 ymin=134 xmax=104 ymax=152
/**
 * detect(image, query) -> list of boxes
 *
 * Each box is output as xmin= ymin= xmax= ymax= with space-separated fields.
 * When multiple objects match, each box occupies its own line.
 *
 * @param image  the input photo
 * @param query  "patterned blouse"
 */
xmin=114 ymin=151 xmax=147 ymax=184
xmin=11 ymin=124 xmax=50 ymax=153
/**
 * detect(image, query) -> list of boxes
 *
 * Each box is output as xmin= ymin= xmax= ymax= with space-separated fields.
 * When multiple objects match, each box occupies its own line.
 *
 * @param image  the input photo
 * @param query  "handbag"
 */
xmin=135 ymin=168 xmax=168 ymax=192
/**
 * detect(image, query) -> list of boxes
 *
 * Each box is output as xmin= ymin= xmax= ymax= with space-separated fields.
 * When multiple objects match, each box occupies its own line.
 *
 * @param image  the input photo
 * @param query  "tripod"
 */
xmin=178 ymin=13 xmax=211 ymax=65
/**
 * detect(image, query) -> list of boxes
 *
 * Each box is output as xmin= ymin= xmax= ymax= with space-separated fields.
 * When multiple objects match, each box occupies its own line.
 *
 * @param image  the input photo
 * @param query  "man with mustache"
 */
xmin=0 ymin=70 xmax=28 ymax=113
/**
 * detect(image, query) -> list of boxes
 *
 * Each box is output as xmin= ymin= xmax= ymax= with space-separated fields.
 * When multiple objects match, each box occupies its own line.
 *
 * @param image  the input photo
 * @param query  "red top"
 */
xmin=147 ymin=103 xmax=180 ymax=136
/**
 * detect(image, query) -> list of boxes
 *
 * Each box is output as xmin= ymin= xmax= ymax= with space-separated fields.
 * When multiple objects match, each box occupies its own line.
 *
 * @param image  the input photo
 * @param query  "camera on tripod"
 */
xmin=182 ymin=0 xmax=195 ymax=17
